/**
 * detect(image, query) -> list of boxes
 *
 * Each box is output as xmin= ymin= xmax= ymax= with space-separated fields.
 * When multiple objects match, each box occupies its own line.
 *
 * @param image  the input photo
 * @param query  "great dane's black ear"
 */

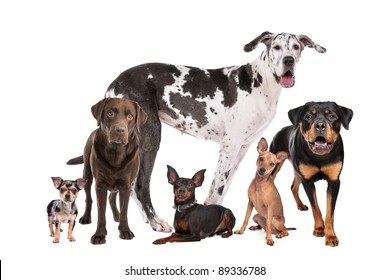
xmin=192 ymin=169 xmax=206 ymax=187
xmin=297 ymin=34 xmax=327 ymax=53
xmin=288 ymin=103 xmax=309 ymax=127
xmin=244 ymin=31 xmax=275 ymax=52
xmin=133 ymin=101 xmax=148 ymax=133
xmin=335 ymin=104 xmax=354 ymax=130
xmin=91 ymin=98 xmax=109 ymax=126
xmin=167 ymin=165 xmax=179 ymax=185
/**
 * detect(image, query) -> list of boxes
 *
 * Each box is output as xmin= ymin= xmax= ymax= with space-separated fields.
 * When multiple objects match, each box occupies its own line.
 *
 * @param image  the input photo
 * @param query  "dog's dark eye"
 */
xmin=293 ymin=44 xmax=300 ymax=50
xmin=127 ymin=114 xmax=134 ymax=120
xmin=258 ymin=157 xmax=264 ymax=161
xmin=70 ymin=189 xmax=77 ymax=194
xmin=305 ymin=114 xmax=313 ymax=121
xmin=60 ymin=187 xmax=66 ymax=193
xmin=328 ymin=114 xmax=337 ymax=121
xmin=273 ymin=45 xmax=281 ymax=50
xmin=270 ymin=163 xmax=275 ymax=167
xmin=108 ymin=111 xmax=114 ymax=117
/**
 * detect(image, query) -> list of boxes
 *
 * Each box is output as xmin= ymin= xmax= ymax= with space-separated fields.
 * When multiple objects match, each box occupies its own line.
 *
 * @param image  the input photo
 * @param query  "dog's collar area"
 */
xmin=173 ymin=200 xmax=197 ymax=212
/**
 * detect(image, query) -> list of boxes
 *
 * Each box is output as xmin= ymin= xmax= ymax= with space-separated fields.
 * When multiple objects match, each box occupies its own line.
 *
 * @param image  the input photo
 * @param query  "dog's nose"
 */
xmin=259 ymin=168 xmax=266 ymax=175
xmin=65 ymin=193 xmax=71 ymax=200
xmin=115 ymin=126 xmax=126 ymax=135
xmin=316 ymin=122 xmax=326 ymax=132
xmin=283 ymin=56 xmax=295 ymax=66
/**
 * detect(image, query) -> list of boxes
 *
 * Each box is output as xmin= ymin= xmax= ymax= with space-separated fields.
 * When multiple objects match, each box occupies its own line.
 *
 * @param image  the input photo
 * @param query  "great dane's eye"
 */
xmin=274 ymin=45 xmax=281 ymax=50
xmin=108 ymin=111 xmax=114 ymax=117
xmin=127 ymin=114 xmax=134 ymax=120
xmin=293 ymin=44 xmax=300 ymax=50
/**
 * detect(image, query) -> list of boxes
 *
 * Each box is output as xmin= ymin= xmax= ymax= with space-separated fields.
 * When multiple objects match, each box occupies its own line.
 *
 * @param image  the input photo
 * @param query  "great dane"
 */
xmin=81 ymin=31 xmax=326 ymax=232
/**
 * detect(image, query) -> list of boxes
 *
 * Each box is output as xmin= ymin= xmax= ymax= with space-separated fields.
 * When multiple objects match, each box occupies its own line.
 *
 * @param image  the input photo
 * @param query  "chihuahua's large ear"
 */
xmin=257 ymin=137 xmax=268 ymax=153
xmin=336 ymin=104 xmax=354 ymax=130
xmin=51 ymin=177 xmax=63 ymax=189
xmin=75 ymin=178 xmax=87 ymax=190
xmin=192 ymin=169 xmax=206 ymax=187
xmin=91 ymin=99 xmax=109 ymax=126
xmin=134 ymin=101 xmax=148 ymax=133
xmin=276 ymin=151 xmax=289 ymax=163
xmin=244 ymin=31 xmax=275 ymax=52
xmin=167 ymin=165 xmax=179 ymax=185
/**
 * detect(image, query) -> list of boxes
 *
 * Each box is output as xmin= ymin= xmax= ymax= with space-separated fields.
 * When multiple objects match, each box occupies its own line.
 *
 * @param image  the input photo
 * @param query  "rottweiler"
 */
xmin=270 ymin=101 xmax=353 ymax=246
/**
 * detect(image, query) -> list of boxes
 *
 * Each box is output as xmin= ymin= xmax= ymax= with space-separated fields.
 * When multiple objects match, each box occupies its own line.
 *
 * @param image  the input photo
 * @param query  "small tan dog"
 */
xmin=235 ymin=137 xmax=294 ymax=245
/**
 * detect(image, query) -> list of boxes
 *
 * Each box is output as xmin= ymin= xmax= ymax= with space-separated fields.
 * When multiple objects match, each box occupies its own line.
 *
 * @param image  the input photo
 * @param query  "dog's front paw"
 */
xmin=53 ymin=238 xmax=60 ymax=243
xmin=152 ymin=238 xmax=166 ymax=245
xmin=325 ymin=235 xmax=339 ymax=247
xmin=91 ymin=234 xmax=106 ymax=245
xmin=313 ymin=227 xmax=325 ymax=237
xmin=266 ymin=238 xmax=275 ymax=246
xmin=79 ymin=215 xmax=92 ymax=224
xmin=234 ymin=229 xmax=244 ymax=235
xmin=119 ymin=230 xmax=135 ymax=240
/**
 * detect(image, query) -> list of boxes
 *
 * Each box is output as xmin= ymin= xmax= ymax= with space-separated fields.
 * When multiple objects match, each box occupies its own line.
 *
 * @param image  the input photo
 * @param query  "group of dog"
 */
xmin=47 ymin=31 xmax=353 ymax=247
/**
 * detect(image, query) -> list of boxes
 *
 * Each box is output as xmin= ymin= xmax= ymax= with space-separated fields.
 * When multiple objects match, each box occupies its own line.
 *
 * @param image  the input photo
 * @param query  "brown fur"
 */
xmin=234 ymin=137 xmax=293 ymax=246
xmin=68 ymin=98 xmax=147 ymax=245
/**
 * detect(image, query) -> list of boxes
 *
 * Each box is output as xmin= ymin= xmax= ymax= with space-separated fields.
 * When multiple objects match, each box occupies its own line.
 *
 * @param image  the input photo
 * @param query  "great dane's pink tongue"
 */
xmin=279 ymin=76 xmax=295 ymax=88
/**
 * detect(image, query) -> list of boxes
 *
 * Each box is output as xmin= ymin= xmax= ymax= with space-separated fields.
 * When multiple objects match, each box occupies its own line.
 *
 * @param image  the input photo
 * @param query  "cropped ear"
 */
xmin=133 ymin=101 xmax=148 ymax=133
xmin=244 ymin=31 xmax=275 ymax=52
xmin=91 ymin=99 xmax=109 ymax=126
xmin=51 ymin=177 xmax=63 ymax=189
xmin=167 ymin=165 xmax=179 ymax=185
xmin=75 ymin=178 xmax=87 ymax=190
xmin=288 ymin=103 xmax=309 ymax=127
xmin=297 ymin=34 xmax=327 ymax=53
xmin=276 ymin=151 xmax=289 ymax=163
xmin=257 ymin=137 xmax=268 ymax=153
xmin=192 ymin=169 xmax=206 ymax=187
xmin=336 ymin=104 xmax=354 ymax=130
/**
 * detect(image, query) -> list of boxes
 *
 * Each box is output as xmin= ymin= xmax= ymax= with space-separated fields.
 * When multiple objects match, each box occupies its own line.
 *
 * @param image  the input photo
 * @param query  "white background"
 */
xmin=1 ymin=0 xmax=388 ymax=279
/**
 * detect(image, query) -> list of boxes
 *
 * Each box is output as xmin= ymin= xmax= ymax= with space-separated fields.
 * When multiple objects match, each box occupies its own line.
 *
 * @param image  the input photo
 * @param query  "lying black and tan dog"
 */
xmin=67 ymin=98 xmax=147 ymax=244
xmin=153 ymin=166 xmax=235 ymax=244
xmin=270 ymin=101 xmax=353 ymax=246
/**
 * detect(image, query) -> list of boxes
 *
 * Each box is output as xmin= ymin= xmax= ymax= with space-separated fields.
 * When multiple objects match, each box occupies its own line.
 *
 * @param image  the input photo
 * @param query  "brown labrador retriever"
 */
xmin=67 ymin=98 xmax=147 ymax=244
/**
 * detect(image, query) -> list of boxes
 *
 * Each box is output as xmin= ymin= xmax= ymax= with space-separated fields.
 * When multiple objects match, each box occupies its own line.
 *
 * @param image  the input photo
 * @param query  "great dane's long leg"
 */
xmin=205 ymin=143 xmax=250 ymax=205
xmin=131 ymin=101 xmax=172 ymax=232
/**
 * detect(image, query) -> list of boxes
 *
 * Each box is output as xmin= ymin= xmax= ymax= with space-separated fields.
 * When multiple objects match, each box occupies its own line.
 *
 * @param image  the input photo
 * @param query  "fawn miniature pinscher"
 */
xmin=153 ymin=165 xmax=235 ymax=244
xmin=47 ymin=177 xmax=87 ymax=243
xmin=235 ymin=138 xmax=294 ymax=246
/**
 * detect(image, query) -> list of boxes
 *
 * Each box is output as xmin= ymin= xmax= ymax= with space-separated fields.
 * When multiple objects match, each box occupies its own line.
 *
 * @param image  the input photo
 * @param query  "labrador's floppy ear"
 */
xmin=91 ymin=98 xmax=109 ymax=126
xmin=133 ymin=101 xmax=148 ymax=132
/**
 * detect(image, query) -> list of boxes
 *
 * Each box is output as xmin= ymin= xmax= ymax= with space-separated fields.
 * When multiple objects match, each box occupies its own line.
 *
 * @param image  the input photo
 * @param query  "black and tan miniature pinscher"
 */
xmin=47 ymin=177 xmax=87 ymax=243
xmin=153 ymin=165 xmax=236 ymax=244
xmin=270 ymin=101 xmax=353 ymax=246
xmin=234 ymin=137 xmax=294 ymax=246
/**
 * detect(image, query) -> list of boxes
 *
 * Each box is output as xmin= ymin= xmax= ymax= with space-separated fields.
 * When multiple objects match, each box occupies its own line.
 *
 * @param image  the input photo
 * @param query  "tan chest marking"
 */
xmin=299 ymin=161 xmax=343 ymax=181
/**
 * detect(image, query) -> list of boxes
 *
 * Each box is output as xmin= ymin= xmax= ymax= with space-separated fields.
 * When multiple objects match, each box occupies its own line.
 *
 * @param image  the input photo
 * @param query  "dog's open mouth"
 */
xmin=309 ymin=136 xmax=334 ymax=152
xmin=275 ymin=71 xmax=295 ymax=88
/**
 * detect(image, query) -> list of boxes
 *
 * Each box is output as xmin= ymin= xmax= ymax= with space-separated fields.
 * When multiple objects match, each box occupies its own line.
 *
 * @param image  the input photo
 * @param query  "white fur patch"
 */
xmin=105 ymin=89 xmax=124 ymax=98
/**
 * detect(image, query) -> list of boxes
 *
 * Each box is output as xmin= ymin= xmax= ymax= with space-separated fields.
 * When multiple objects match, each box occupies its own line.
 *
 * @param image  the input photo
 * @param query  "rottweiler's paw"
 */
xmin=91 ymin=234 xmax=106 ymax=245
xmin=325 ymin=235 xmax=339 ymax=247
xmin=119 ymin=230 xmax=134 ymax=240
xmin=297 ymin=204 xmax=309 ymax=211
xmin=313 ymin=227 xmax=325 ymax=237
xmin=79 ymin=215 xmax=92 ymax=225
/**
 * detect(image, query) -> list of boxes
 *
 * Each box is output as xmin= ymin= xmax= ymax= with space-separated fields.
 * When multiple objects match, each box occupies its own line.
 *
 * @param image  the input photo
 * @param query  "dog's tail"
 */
xmin=67 ymin=155 xmax=84 ymax=165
